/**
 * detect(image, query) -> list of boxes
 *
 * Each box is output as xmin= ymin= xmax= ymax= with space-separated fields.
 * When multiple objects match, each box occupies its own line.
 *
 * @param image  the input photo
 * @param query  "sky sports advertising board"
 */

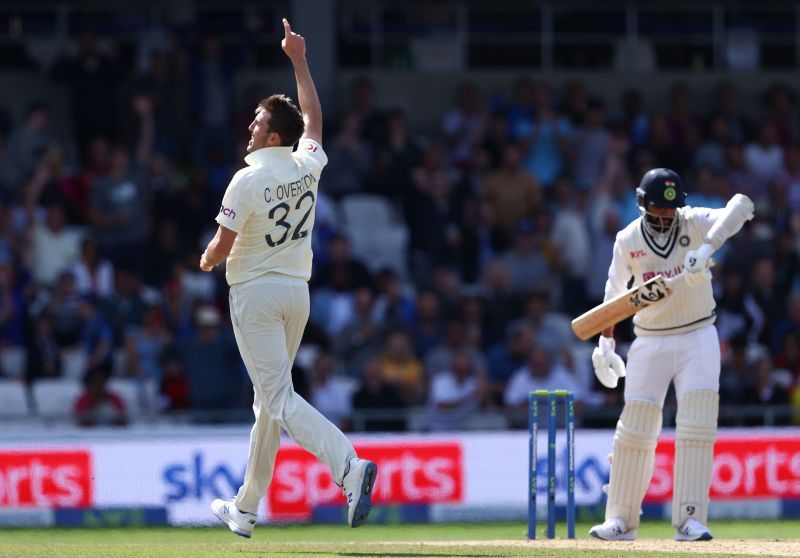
xmin=1 ymin=430 xmax=799 ymax=526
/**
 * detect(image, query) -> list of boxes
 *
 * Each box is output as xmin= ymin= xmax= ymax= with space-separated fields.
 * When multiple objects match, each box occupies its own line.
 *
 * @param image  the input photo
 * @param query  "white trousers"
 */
xmin=624 ymin=325 xmax=721 ymax=406
xmin=229 ymin=275 xmax=356 ymax=514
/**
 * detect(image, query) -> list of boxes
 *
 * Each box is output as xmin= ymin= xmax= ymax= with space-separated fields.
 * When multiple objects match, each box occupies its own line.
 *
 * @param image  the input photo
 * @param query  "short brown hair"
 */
xmin=258 ymin=95 xmax=304 ymax=146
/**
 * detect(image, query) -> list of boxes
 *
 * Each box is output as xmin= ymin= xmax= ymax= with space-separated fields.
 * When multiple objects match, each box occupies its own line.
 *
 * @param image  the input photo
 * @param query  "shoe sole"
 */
xmin=212 ymin=508 xmax=252 ymax=539
xmin=350 ymin=462 xmax=378 ymax=528
xmin=589 ymin=529 xmax=637 ymax=541
xmin=675 ymin=532 xmax=713 ymax=542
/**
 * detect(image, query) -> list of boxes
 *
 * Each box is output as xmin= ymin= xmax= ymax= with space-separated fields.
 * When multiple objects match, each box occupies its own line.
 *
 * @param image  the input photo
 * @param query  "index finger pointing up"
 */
xmin=283 ymin=18 xmax=291 ymax=36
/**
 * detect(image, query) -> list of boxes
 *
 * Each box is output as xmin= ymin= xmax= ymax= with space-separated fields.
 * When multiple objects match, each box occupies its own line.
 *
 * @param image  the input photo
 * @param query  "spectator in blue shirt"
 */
xmin=485 ymin=320 xmax=534 ymax=405
xmin=179 ymin=306 xmax=245 ymax=417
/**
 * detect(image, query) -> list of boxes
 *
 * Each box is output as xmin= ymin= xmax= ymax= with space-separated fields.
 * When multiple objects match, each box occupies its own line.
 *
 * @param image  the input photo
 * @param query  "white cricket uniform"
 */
xmin=604 ymin=206 xmax=724 ymax=405
xmin=601 ymin=196 xmax=753 ymax=532
xmin=215 ymin=139 xmax=356 ymax=515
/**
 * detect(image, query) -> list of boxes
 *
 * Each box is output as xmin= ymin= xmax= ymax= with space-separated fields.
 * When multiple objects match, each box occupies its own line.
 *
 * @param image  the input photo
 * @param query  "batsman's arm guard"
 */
xmin=703 ymin=194 xmax=754 ymax=250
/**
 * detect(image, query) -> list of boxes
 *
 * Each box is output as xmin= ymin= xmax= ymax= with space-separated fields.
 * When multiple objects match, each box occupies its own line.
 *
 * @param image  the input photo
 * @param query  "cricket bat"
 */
xmin=571 ymin=276 xmax=670 ymax=340
xmin=570 ymin=260 xmax=714 ymax=341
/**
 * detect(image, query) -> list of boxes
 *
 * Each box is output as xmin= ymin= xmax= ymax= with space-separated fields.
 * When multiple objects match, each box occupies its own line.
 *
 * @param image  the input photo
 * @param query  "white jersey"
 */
xmin=216 ymin=139 xmax=328 ymax=285
xmin=605 ymin=206 xmax=724 ymax=336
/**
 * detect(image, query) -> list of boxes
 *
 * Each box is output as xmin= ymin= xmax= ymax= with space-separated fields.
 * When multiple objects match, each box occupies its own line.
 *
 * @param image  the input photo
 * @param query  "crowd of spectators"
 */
xmin=0 ymin=30 xmax=799 ymax=429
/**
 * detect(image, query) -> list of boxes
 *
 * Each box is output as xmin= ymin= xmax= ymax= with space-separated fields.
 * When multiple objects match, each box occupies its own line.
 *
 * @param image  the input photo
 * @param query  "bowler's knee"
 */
xmin=262 ymin=382 xmax=294 ymax=422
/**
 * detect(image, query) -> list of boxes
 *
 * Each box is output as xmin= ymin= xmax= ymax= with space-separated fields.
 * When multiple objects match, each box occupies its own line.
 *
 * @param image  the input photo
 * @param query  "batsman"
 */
xmin=589 ymin=168 xmax=754 ymax=541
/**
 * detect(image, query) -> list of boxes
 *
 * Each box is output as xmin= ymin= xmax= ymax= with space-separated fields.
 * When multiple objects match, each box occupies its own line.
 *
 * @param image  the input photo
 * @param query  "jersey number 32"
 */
xmin=265 ymin=191 xmax=315 ymax=247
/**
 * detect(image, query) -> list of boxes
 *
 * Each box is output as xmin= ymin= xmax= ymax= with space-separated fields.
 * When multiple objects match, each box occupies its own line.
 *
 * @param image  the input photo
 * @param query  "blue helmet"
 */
xmin=636 ymin=168 xmax=687 ymax=209
xmin=636 ymin=168 xmax=686 ymax=236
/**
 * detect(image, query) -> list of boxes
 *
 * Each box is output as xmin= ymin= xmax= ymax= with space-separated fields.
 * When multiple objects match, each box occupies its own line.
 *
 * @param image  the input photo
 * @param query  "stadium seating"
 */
xmin=0 ymin=380 xmax=30 ymax=417
xmin=107 ymin=378 xmax=146 ymax=417
xmin=341 ymin=194 xmax=409 ymax=276
xmin=463 ymin=411 xmax=509 ymax=430
xmin=60 ymin=349 xmax=88 ymax=380
xmin=106 ymin=377 xmax=159 ymax=418
xmin=31 ymin=378 xmax=82 ymax=418
xmin=341 ymin=195 xmax=397 ymax=229
xmin=0 ymin=346 xmax=26 ymax=380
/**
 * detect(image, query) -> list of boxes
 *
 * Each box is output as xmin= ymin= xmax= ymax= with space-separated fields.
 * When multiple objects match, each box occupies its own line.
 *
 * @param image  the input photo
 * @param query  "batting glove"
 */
xmin=683 ymin=242 xmax=714 ymax=274
xmin=591 ymin=336 xmax=626 ymax=389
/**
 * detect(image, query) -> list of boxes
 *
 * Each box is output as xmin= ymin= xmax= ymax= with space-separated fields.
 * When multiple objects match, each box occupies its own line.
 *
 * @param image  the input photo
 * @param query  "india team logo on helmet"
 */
xmin=664 ymin=180 xmax=677 ymax=201
xmin=637 ymin=169 xmax=686 ymax=209
xmin=636 ymin=168 xmax=686 ymax=238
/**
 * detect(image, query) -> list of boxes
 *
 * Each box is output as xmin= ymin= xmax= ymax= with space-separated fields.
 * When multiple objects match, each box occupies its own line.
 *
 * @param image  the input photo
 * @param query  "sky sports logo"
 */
xmin=162 ymin=453 xmax=244 ymax=502
xmin=0 ymin=450 xmax=92 ymax=508
xmin=159 ymin=443 xmax=464 ymax=520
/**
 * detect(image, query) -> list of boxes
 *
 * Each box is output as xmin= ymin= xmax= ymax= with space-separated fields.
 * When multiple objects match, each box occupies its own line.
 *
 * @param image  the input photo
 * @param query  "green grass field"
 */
xmin=1 ymin=521 xmax=799 ymax=558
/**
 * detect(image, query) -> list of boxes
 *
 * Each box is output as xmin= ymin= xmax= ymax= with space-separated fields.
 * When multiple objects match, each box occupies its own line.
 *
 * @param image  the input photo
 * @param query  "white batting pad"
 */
xmin=672 ymin=389 xmax=718 ymax=528
xmin=606 ymin=399 xmax=663 ymax=529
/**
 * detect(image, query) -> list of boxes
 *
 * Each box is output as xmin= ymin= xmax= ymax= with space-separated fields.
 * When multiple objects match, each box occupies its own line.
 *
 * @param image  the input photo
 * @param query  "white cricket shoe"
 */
xmin=211 ymin=498 xmax=257 ymax=538
xmin=342 ymin=457 xmax=378 ymax=528
xmin=675 ymin=518 xmax=713 ymax=541
xmin=589 ymin=517 xmax=638 ymax=541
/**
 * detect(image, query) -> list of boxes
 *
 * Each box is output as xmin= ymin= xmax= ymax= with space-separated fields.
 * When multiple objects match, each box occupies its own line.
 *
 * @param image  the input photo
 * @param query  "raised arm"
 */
xmin=282 ymin=18 xmax=322 ymax=144
xmin=683 ymin=194 xmax=754 ymax=279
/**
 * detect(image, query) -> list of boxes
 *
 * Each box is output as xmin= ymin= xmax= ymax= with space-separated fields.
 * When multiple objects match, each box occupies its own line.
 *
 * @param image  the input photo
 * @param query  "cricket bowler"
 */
xmin=199 ymin=18 xmax=377 ymax=538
